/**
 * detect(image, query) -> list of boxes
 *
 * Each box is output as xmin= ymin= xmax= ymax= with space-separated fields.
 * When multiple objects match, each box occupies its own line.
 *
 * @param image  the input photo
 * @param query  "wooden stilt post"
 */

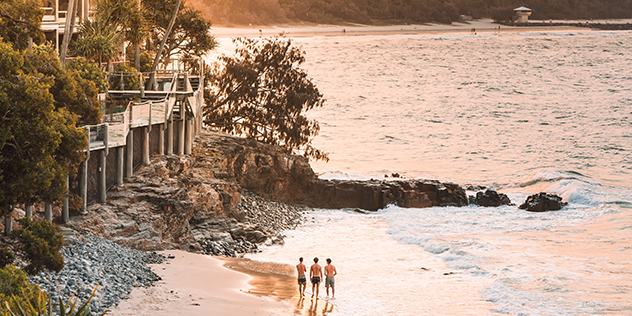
xmin=62 ymin=175 xmax=69 ymax=223
xmin=98 ymin=149 xmax=107 ymax=203
xmin=125 ymin=128 xmax=133 ymax=178
xmin=25 ymin=202 xmax=32 ymax=217
xmin=45 ymin=202 xmax=52 ymax=222
xmin=116 ymin=146 xmax=124 ymax=186
xmin=4 ymin=209 xmax=12 ymax=236
xmin=167 ymin=119 xmax=173 ymax=155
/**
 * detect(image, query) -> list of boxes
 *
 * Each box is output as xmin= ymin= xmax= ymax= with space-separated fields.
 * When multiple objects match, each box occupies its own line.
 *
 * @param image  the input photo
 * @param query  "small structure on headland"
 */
xmin=513 ymin=7 xmax=532 ymax=23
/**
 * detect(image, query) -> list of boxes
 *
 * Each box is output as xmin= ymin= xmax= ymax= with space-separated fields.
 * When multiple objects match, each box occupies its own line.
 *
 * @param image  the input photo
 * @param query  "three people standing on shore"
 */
xmin=299 ymin=257 xmax=337 ymax=299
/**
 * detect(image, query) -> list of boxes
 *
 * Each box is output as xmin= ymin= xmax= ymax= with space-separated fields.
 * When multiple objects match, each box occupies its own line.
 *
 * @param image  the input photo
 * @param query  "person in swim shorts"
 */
xmin=296 ymin=257 xmax=307 ymax=296
xmin=310 ymin=257 xmax=323 ymax=298
xmin=324 ymin=258 xmax=338 ymax=298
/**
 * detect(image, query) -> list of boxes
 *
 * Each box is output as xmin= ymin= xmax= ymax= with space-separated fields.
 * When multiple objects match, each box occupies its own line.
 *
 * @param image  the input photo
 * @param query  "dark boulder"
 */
xmin=470 ymin=188 xmax=512 ymax=207
xmin=519 ymin=192 xmax=567 ymax=212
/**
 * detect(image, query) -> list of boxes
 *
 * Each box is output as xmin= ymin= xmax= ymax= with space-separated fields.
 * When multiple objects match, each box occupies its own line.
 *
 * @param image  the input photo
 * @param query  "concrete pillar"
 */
xmin=4 ymin=211 xmax=12 ymax=236
xmin=98 ymin=150 xmax=106 ymax=204
xmin=80 ymin=156 xmax=89 ymax=213
xmin=143 ymin=126 xmax=150 ymax=164
xmin=116 ymin=146 xmax=124 ymax=186
xmin=45 ymin=203 xmax=52 ymax=222
xmin=166 ymin=119 xmax=174 ymax=155
xmin=184 ymin=118 xmax=192 ymax=155
xmin=158 ymin=124 xmax=165 ymax=155
xmin=62 ymin=175 xmax=69 ymax=223
xmin=178 ymin=115 xmax=185 ymax=155
xmin=125 ymin=129 xmax=133 ymax=178
xmin=25 ymin=202 xmax=32 ymax=217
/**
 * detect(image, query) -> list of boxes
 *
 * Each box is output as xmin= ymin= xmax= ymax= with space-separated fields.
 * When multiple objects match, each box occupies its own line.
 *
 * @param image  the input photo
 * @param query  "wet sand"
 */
xmin=109 ymin=250 xmax=335 ymax=316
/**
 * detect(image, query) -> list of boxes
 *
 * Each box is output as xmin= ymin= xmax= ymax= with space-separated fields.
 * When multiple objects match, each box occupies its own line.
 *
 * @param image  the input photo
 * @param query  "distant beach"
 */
xmin=210 ymin=18 xmax=632 ymax=38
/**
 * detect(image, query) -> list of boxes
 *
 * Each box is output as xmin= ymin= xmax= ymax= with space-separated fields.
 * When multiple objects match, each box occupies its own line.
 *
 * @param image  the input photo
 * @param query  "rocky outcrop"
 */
xmin=66 ymin=131 xmax=477 ymax=254
xmin=201 ymin=131 xmax=468 ymax=211
xmin=469 ymin=188 xmax=512 ymax=207
xmin=519 ymin=192 xmax=567 ymax=212
xmin=70 ymin=151 xmax=304 ymax=254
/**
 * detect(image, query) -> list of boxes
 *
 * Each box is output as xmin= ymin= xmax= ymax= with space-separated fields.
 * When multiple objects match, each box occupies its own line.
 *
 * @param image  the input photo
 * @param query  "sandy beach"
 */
xmin=109 ymin=250 xmax=335 ymax=316
xmin=207 ymin=18 xmax=630 ymax=38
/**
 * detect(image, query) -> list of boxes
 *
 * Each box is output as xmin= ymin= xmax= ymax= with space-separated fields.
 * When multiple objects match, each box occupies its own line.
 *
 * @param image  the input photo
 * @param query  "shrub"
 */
xmin=0 ymin=249 xmax=14 ymax=268
xmin=11 ymin=217 xmax=65 ymax=275
xmin=67 ymin=59 xmax=108 ymax=93
xmin=108 ymin=64 xmax=140 ymax=91
xmin=0 ymin=265 xmax=43 ymax=314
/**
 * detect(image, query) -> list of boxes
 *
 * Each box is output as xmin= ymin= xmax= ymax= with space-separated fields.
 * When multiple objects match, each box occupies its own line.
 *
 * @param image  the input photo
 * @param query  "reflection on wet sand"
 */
xmin=303 ymin=296 xmax=335 ymax=316
xmin=223 ymin=257 xmax=337 ymax=315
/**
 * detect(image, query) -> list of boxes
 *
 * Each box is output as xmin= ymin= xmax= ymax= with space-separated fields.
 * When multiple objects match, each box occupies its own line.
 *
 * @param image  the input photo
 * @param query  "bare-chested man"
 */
xmin=324 ymin=258 xmax=338 ymax=298
xmin=296 ymin=257 xmax=307 ymax=296
xmin=310 ymin=257 xmax=323 ymax=298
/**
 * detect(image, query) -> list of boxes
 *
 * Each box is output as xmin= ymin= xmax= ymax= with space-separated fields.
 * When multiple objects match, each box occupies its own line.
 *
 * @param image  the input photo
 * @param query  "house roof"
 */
xmin=514 ymin=6 xmax=532 ymax=11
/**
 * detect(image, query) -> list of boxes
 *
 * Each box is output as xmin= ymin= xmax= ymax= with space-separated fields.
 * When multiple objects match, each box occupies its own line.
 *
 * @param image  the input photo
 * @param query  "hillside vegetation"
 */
xmin=188 ymin=0 xmax=632 ymax=26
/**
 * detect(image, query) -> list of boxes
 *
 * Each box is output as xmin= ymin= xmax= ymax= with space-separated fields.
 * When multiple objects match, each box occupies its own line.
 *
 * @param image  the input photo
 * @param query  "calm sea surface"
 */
xmin=207 ymin=31 xmax=632 ymax=315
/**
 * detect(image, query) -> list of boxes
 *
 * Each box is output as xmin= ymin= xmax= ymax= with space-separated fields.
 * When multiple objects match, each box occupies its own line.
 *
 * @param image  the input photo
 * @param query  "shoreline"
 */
xmin=109 ymin=250 xmax=336 ymax=315
xmin=210 ymin=18 xmax=632 ymax=38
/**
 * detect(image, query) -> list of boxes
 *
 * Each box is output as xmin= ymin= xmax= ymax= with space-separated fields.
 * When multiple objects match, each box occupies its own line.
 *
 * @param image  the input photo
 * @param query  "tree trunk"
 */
xmin=59 ymin=0 xmax=78 ymax=68
xmin=146 ymin=0 xmax=181 ymax=90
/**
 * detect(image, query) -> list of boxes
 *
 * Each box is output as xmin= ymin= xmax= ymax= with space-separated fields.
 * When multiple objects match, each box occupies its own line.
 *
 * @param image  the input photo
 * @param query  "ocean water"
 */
xmin=207 ymin=31 xmax=632 ymax=315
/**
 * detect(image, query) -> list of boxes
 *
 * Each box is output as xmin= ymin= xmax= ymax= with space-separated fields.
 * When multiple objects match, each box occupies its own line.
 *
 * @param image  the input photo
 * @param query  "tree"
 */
xmin=71 ymin=16 xmax=122 ymax=67
xmin=144 ymin=0 xmax=217 ymax=63
xmin=204 ymin=36 xmax=328 ymax=161
xmin=0 ymin=0 xmax=44 ymax=50
xmin=25 ymin=44 xmax=102 ymax=125
xmin=0 ymin=41 xmax=88 ymax=219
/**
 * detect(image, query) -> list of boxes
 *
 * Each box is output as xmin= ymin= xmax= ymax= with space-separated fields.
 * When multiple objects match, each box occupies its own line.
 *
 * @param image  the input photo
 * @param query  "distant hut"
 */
xmin=513 ymin=7 xmax=532 ymax=23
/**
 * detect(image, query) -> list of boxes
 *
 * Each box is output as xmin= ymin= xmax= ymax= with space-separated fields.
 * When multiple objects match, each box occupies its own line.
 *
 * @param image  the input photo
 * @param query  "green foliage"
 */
xmin=0 ymin=267 xmax=108 ymax=316
xmin=0 ymin=0 xmax=45 ymax=50
xmin=139 ymin=51 xmax=153 ymax=73
xmin=0 ymin=41 xmax=87 ymax=218
xmin=11 ymin=217 xmax=64 ymax=275
xmin=204 ymin=36 xmax=328 ymax=161
xmin=0 ymin=249 xmax=14 ymax=268
xmin=143 ymin=0 xmax=217 ymax=61
xmin=24 ymin=44 xmax=102 ymax=125
xmin=0 ymin=265 xmax=43 ymax=315
xmin=67 ymin=59 xmax=108 ymax=94
xmin=108 ymin=64 xmax=140 ymax=91
xmin=71 ymin=17 xmax=121 ymax=67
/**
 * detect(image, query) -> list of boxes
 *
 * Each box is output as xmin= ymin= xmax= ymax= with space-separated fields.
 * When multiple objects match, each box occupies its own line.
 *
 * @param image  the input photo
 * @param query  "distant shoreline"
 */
xmin=211 ymin=18 xmax=632 ymax=38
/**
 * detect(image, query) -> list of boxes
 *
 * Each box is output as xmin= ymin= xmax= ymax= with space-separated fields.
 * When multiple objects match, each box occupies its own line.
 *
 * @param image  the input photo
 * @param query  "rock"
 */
xmin=519 ymin=192 xmax=568 ymax=212
xmin=470 ymin=188 xmax=512 ymax=207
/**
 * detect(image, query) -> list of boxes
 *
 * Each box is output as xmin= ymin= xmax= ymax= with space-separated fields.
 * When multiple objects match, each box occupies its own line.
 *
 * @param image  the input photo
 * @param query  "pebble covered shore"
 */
xmin=29 ymin=235 xmax=165 ymax=314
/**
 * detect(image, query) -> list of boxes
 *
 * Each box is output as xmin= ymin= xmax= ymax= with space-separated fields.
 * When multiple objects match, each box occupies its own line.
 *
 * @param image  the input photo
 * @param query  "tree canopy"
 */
xmin=143 ymin=0 xmax=218 ymax=62
xmin=204 ymin=36 xmax=328 ymax=161
xmin=0 ymin=0 xmax=44 ymax=50
xmin=190 ymin=0 xmax=632 ymax=25
xmin=0 ymin=41 xmax=87 ymax=218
